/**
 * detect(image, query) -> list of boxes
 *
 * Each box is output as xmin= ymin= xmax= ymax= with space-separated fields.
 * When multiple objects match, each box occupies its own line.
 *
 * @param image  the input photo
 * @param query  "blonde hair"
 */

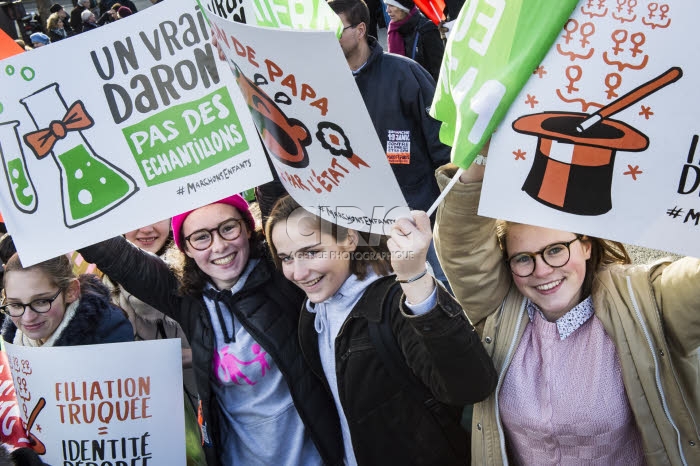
xmin=3 ymin=253 xmax=76 ymax=292
xmin=47 ymin=12 xmax=63 ymax=30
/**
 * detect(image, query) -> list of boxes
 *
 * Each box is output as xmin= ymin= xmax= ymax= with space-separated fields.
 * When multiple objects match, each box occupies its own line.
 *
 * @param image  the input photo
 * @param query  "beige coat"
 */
xmin=434 ymin=165 xmax=699 ymax=465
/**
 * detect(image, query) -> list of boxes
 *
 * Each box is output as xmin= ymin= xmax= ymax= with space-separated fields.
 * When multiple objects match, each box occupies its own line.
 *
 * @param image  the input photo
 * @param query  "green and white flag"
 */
xmin=431 ymin=0 xmax=578 ymax=168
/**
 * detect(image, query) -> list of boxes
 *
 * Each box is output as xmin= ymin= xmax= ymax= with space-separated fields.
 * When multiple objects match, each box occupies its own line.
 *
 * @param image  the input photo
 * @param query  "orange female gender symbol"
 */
xmin=605 ymin=73 xmax=622 ymax=99
xmin=611 ymin=29 xmax=627 ymax=54
xmin=579 ymin=22 xmax=595 ymax=47
xmin=629 ymin=32 xmax=645 ymax=57
xmin=562 ymin=19 xmax=579 ymax=44
xmin=565 ymin=65 xmax=583 ymax=93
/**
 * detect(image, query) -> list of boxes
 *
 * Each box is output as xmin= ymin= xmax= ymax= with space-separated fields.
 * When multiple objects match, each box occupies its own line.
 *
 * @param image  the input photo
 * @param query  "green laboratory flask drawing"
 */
xmin=0 ymin=120 xmax=38 ymax=213
xmin=20 ymin=83 xmax=138 ymax=228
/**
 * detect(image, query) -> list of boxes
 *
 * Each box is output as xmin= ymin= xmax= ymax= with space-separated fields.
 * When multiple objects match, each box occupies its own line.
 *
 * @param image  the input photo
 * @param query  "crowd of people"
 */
xmin=2 ymin=0 xmax=699 ymax=465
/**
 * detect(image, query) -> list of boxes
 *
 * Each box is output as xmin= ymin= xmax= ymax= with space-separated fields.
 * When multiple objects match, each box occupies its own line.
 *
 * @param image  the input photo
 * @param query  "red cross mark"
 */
xmin=624 ymin=164 xmax=642 ymax=180
xmin=525 ymin=94 xmax=539 ymax=108
xmin=534 ymin=66 xmax=547 ymax=78
xmin=639 ymin=105 xmax=654 ymax=119
xmin=513 ymin=149 xmax=527 ymax=160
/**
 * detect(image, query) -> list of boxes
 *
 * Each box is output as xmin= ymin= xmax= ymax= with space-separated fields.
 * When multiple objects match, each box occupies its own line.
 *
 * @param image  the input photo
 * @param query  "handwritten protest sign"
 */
xmin=0 ymin=0 xmax=271 ymax=266
xmin=201 ymin=0 xmax=342 ymax=32
xmin=480 ymin=0 xmax=700 ymax=258
xmin=208 ymin=14 xmax=410 ymax=232
xmin=5 ymin=340 xmax=185 ymax=465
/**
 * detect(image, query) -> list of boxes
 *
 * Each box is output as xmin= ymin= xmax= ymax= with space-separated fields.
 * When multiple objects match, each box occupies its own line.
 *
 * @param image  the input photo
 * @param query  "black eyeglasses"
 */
xmin=1 ymin=289 xmax=63 ymax=317
xmin=184 ymin=218 xmax=244 ymax=251
xmin=342 ymin=24 xmax=358 ymax=33
xmin=506 ymin=236 xmax=582 ymax=277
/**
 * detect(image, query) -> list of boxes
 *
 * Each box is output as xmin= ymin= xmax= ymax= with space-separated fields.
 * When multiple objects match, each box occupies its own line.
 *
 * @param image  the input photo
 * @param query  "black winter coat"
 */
xmin=396 ymin=12 xmax=445 ymax=82
xmin=2 ymin=275 xmax=133 ymax=346
xmin=80 ymin=237 xmax=344 ymax=466
xmin=354 ymin=38 xmax=450 ymax=219
xmin=299 ymin=276 xmax=498 ymax=465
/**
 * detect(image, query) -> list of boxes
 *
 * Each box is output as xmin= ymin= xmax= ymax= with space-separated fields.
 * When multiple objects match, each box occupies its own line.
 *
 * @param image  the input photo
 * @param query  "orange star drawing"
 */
xmin=513 ymin=149 xmax=527 ymax=160
xmin=525 ymin=94 xmax=539 ymax=108
xmin=639 ymin=105 xmax=654 ymax=119
xmin=624 ymin=165 xmax=642 ymax=180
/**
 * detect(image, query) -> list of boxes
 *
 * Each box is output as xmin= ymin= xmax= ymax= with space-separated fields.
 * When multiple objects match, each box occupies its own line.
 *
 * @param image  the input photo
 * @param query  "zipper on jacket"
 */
xmin=626 ymin=276 xmax=689 ymax=466
xmin=493 ymin=297 xmax=527 ymax=466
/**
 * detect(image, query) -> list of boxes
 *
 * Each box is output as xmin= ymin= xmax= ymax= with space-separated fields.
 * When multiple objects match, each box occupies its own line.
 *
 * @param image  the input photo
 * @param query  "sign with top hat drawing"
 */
xmin=206 ymin=13 xmax=410 ymax=233
xmin=0 ymin=0 xmax=270 ymax=266
xmin=481 ymin=0 xmax=700 ymax=258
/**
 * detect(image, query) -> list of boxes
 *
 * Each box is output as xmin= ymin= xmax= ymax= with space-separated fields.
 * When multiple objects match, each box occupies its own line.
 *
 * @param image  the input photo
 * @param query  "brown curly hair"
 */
xmin=495 ymin=221 xmax=631 ymax=298
xmin=264 ymin=195 xmax=392 ymax=280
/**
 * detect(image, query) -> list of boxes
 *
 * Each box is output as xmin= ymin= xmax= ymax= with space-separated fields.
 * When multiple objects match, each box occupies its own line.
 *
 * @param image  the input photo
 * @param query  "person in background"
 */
xmin=80 ymin=9 xmax=98 ymax=32
xmin=13 ymin=40 xmax=32 ymax=51
xmin=46 ymin=13 xmax=68 ymax=42
xmin=385 ymin=0 xmax=444 ymax=81
xmin=29 ymin=32 xmax=49 ymax=48
xmin=266 ymin=195 xmax=497 ymax=465
xmin=434 ymin=159 xmax=700 ymax=465
xmin=69 ymin=0 xmax=90 ymax=34
xmin=116 ymin=5 xmax=132 ymax=19
xmin=96 ymin=2 xmax=119 ymax=25
xmin=79 ymin=195 xmax=344 ymax=466
xmin=48 ymin=4 xmax=74 ymax=36
xmin=329 ymin=0 xmax=452 ymax=291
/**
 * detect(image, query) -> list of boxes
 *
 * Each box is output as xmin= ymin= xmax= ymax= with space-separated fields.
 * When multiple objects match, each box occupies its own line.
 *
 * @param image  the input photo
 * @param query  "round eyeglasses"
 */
xmin=184 ymin=218 xmax=244 ymax=251
xmin=506 ymin=236 xmax=581 ymax=278
xmin=1 ymin=289 xmax=63 ymax=317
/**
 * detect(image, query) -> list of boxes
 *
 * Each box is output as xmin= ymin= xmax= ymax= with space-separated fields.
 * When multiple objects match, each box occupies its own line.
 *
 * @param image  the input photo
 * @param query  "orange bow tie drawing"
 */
xmin=23 ymin=101 xmax=94 ymax=159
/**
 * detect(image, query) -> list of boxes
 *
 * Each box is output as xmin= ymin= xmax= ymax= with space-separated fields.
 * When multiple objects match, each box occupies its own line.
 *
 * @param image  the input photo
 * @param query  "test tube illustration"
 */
xmin=0 ymin=120 xmax=38 ymax=213
xmin=20 ymin=83 xmax=138 ymax=228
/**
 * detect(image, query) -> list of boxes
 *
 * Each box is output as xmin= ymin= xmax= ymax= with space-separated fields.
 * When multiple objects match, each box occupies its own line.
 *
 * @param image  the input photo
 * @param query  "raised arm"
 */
xmin=79 ymin=237 xmax=185 ymax=322
xmin=433 ymin=163 xmax=511 ymax=329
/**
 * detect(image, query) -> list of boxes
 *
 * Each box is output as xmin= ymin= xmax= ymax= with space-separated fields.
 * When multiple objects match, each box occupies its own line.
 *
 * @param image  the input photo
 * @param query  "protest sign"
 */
xmin=0 ymin=30 xmax=23 ymax=60
xmin=430 ymin=0 xmax=578 ymax=168
xmin=208 ymin=15 xmax=410 ymax=232
xmin=4 ymin=340 xmax=185 ymax=465
xmin=480 ymin=0 xmax=700 ymax=258
xmin=0 ymin=351 xmax=31 ymax=451
xmin=0 ymin=0 xmax=271 ymax=266
xmin=201 ymin=0 xmax=342 ymax=32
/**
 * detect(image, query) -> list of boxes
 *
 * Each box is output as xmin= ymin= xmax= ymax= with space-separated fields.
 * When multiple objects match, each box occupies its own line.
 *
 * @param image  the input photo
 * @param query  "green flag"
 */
xmin=430 ymin=0 xmax=578 ymax=168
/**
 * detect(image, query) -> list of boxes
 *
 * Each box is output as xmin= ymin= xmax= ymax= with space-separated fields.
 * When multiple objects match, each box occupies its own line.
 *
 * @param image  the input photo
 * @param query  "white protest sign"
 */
xmin=207 ymin=15 xmax=410 ymax=232
xmin=4 ymin=340 xmax=184 ymax=466
xmin=481 ymin=0 xmax=700 ymax=257
xmin=0 ymin=0 xmax=271 ymax=266
xmin=201 ymin=0 xmax=342 ymax=32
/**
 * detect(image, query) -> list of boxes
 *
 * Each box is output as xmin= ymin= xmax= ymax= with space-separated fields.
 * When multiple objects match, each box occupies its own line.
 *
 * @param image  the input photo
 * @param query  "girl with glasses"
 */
xmin=79 ymin=195 xmax=343 ymax=466
xmin=1 ymin=249 xmax=132 ymax=348
xmin=266 ymin=195 xmax=497 ymax=466
xmin=434 ymin=159 xmax=700 ymax=465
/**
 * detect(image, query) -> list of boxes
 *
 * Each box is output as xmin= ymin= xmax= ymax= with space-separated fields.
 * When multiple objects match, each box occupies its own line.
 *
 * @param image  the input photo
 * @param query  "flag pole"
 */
xmin=426 ymin=167 xmax=464 ymax=217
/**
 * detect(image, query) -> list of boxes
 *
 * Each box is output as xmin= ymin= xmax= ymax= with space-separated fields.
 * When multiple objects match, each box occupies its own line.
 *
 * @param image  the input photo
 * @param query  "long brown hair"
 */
xmin=264 ymin=195 xmax=392 ymax=280
xmin=495 ymin=221 xmax=631 ymax=297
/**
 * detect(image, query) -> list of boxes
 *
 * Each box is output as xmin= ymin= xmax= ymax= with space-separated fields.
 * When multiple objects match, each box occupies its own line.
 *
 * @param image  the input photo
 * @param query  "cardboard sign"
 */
xmin=0 ymin=0 xmax=271 ymax=266
xmin=481 ymin=0 xmax=700 ymax=258
xmin=4 ymin=340 xmax=185 ymax=465
xmin=208 ymin=14 xmax=410 ymax=232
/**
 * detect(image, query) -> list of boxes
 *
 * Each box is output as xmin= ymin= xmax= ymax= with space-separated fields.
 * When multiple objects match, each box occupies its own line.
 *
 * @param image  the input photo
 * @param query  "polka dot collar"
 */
xmin=526 ymin=295 xmax=594 ymax=340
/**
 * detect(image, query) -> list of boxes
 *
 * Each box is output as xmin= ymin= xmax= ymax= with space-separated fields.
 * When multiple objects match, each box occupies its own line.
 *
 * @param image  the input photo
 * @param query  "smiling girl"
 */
xmin=79 ymin=195 xmax=343 ymax=466
xmin=434 ymin=161 xmax=700 ymax=465
xmin=266 ymin=195 xmax=497 ymax=466
xmin=1 ymin=252 xmax=132 ymax=347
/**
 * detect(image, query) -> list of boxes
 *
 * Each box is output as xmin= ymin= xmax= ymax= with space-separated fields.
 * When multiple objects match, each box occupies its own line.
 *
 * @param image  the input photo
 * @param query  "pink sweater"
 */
xmin=499 ymin=306 xmax=645 ymax=465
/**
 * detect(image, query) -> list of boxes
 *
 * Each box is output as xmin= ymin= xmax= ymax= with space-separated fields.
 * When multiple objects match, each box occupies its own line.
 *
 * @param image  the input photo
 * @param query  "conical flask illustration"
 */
xmin=0 ymin=121 xmax=38 ymax=213
xmin=20 ymin=83 xmax=138 ymax=228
